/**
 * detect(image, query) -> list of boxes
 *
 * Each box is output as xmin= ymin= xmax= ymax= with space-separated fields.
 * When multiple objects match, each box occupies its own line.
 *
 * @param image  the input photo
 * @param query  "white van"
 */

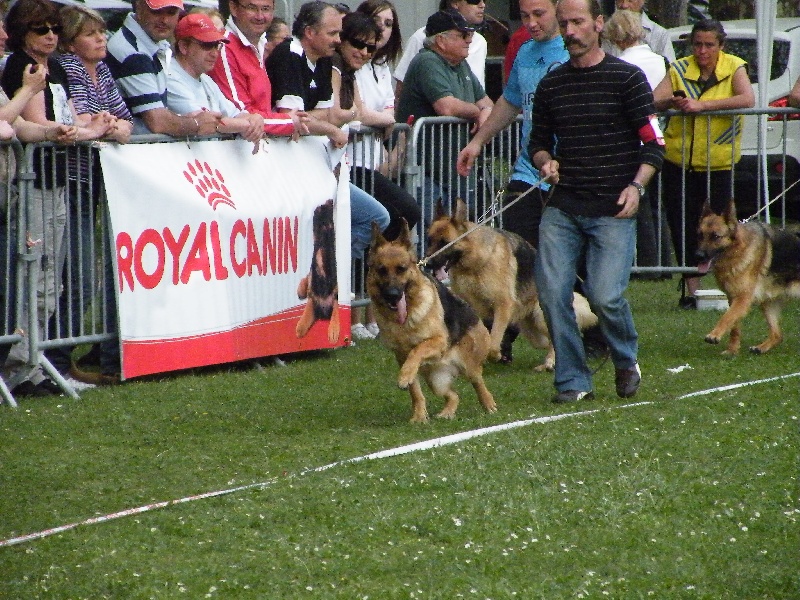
xmin=668 ymin=19 xmax=800 ymax=220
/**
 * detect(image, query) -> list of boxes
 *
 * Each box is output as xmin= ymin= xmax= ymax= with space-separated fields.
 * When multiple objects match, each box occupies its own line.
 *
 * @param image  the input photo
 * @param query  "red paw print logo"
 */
xmin=183 ymin=160 xmax=236 ymax=210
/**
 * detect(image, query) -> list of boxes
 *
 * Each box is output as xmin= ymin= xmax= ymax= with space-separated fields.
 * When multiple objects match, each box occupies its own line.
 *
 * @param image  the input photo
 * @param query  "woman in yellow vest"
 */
xmin=653 ymin=19 xmax=754 ymax=309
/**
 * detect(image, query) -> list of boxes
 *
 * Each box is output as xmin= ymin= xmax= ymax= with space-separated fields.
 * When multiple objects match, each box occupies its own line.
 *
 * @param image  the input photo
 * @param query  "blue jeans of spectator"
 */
xmin=535 ymin=207 xmax=638 ymax=393
xmin=350 ymin=183 xmax=389 ymax=260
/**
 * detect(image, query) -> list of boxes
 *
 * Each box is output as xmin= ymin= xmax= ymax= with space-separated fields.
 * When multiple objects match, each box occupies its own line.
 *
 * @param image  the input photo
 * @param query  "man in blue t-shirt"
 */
xmin=456 ymin=0 xmax=566 ymax=249
xmin=456 ymin=0 xmax=567 ymax=364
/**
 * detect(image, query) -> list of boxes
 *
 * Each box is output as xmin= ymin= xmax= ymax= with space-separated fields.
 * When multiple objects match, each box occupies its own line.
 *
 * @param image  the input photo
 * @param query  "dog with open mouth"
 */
xmin=696 ymin=199 xmax=800 ymax=354
xmin=367 ymin=219 xmax=497 ymax=423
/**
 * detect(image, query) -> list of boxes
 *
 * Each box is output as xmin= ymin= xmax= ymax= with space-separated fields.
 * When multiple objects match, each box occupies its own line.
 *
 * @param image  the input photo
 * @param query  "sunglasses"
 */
xmin=440 ymin=30 xmax=473 ymax=41
xmin=29 ymin=25 xmax=63 ymax=36
xmin=348 ymin=38 xmax=376 ymax=53
xmin=195 ymin=40 xmax=225 ymax=51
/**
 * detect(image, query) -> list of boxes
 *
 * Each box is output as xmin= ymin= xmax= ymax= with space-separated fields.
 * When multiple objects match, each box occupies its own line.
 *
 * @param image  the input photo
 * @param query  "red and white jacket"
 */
xmin=209 ymin=18 xmax=295 ymax=137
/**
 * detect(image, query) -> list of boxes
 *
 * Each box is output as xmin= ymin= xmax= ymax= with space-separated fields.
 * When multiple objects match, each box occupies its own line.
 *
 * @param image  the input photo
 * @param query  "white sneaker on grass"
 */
xmin=351 ymin=323 xmax=375 ymax=340
xmin=64 ymin=377 xmax=97 ymax=392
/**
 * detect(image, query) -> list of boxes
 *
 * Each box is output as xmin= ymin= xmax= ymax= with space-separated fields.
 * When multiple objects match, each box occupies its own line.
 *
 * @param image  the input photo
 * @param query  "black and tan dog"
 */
xmin=696 ymin=199 xmax=800 ymax=354
xmin=367 ymin=220 xmax=497 ymax=423
xmin=296 ymin=199 xmax=340 ymax=343
xmin=425 ymin=199 xmax=597 ymax=372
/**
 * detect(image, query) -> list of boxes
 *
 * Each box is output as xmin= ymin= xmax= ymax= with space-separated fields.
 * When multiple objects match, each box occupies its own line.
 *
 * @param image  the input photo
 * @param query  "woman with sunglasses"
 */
xmin=354 ymin=0 xmax=403 ymax=177
xmin=331 ymin=11 xmax=419 ymax=340
xmin=0 ymin=11 xmax=80 ymax=396
xmin=0 ymin=0 xmax=111 ymax=396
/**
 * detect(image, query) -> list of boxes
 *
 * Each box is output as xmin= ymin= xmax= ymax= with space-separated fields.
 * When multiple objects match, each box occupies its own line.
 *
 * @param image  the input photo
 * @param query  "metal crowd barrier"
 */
xmin=396 ymin=107 xmax=799 ymax=268
xmin=2 ymin=108 xmax=797 ymax=406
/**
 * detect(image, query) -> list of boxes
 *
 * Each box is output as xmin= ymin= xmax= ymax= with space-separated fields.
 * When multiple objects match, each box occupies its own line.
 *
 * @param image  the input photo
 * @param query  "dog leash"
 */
xmin=418 ymin=179 xmax=548 ymax=269
xmin=741 ymin=177 xmax=800 ymax=223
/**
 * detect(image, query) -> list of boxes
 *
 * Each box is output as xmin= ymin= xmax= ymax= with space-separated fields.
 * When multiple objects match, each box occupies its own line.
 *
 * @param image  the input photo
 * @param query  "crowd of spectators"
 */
xmin=0 ymin=0 xmax=758 ymax=400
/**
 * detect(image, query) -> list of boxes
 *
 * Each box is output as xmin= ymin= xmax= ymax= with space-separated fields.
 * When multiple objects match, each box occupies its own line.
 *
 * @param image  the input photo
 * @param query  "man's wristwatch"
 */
xmin=629 ymin=181 xmax=645 ymax=197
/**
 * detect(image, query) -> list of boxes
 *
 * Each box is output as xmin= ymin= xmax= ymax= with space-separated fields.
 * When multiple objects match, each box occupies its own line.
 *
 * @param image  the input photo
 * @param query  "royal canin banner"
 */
xmin=100 ymin=137 xmax=352 ymax=379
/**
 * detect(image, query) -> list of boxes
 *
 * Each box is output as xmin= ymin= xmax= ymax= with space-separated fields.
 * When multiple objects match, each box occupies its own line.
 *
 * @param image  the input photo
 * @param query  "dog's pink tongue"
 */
xmin=397 ymin=292 xmax=407 ymax=324
xmin=697 ymin=260 xmax=711 ymax=275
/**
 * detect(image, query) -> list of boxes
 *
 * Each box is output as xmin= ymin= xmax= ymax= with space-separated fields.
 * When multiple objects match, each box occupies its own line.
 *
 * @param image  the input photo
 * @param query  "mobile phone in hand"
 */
xmin=673 ymin=90 xmax=687 ymax=98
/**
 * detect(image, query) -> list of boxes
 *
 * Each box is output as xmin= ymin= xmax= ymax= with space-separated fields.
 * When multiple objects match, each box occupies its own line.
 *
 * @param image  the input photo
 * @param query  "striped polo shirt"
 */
xmin=106 ymin=12 xmax=171 ymax=134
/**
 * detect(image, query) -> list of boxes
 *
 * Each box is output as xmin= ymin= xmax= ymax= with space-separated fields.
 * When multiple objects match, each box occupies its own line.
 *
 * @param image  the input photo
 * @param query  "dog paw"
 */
xmin=487 ymin=348 xmax=502 ymax=362
xmin=409 ymin=412 xmax=429 ymax=423
xmin=704 ymin=334 xmax=721 ymax=345
xmin=435 ymin=409 xmax=457 ymax=419
xmin=533 ymin=362 xmax=554 ymax=373
xmin=748 ymin=346 xmax=765 ymax=355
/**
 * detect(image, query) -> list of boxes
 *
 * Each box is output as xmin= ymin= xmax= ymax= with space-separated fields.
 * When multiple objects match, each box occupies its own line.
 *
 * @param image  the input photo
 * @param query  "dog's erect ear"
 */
xmin=370 ymin=221 xmax=387 ymax=253
xmin=397 ymin=218 xmax=413 ymax=250
xmin=723 ymin=198 xmax=737 ymax=223
xmin=435 ymin=199 xmax=447 ymax=219
xmin=453 ymin=198 xmax=468 ymax=224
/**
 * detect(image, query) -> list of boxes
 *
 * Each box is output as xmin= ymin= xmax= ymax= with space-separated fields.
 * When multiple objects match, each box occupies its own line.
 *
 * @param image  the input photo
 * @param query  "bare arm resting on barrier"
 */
xmin=216 ymin=112 xmax=264 ymax=145
xmin=20 ymin=89 xmax=112 ymax=142
xmin=285 ymin=106 xmax=348 ymax=148
xmin=140 ymin=107 xmax=220 ymax=137
xmin=432 ymin=95 xmax=493 ymax=133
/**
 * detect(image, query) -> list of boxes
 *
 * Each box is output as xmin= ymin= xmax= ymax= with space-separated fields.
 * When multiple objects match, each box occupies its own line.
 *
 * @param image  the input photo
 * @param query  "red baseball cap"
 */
xmin=144 ymin=0 xmax=184 ymax=10
xmin=174 ymin=13 xmax=228 ymax=43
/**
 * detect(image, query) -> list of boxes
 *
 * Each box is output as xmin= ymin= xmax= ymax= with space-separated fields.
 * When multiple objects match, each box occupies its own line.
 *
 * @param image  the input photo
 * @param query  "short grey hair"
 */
xmin=422 ymin=33 xmax=439 ymax=49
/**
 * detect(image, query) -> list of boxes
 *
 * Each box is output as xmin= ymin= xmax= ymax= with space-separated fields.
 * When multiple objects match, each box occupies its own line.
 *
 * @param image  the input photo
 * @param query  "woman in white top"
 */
xmin=331 ymin=11 xmax=419 ymax=243
xmin=605 ymin=9 xmax=666 ymax=90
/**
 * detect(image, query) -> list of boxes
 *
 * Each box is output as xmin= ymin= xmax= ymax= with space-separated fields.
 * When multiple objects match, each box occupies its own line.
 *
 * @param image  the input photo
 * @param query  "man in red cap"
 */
xmin=208 ymin=0 xmax=308 ymax=138
xmin=107 ymin=0 xmax=219 ymax=136
xmin=167 ymin=13 xmax=264 ymax=143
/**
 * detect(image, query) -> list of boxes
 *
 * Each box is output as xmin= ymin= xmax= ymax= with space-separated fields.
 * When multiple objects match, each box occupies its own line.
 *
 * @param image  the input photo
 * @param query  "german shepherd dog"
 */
xmin=696 ymin=199 xmax=800 ymax=355
xmin=367 ymin=220 xmax=497 ymax=423
xmin=296 ymin=199 xmax=340 ymax=343
xmin=425 ymin=199 xmax=598 ymax=372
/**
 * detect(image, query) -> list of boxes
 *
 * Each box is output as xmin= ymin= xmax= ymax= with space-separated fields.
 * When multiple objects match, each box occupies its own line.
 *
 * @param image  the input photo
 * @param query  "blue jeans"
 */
xmin=535 ymin=207 xmax=638 ymax=393
xmin=350 ymin=183 xmax=389 ymax=260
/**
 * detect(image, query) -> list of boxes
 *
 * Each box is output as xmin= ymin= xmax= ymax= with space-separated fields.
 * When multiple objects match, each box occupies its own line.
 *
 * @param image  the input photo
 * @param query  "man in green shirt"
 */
xmin=396 ymin=9 xmax=493 ymax=211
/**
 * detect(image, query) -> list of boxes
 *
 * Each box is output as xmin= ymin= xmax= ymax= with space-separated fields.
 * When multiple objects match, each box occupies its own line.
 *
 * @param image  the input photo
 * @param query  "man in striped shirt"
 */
xmin=528 ymin=0 xmax=664 ymax=404
xmin=106 ymin=0 xmax=220 ymax=136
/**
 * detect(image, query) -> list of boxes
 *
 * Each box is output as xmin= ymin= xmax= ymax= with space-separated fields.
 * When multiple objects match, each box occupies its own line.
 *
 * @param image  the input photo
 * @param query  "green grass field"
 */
xmin=1 ymin=278 xmax=798 ymax=599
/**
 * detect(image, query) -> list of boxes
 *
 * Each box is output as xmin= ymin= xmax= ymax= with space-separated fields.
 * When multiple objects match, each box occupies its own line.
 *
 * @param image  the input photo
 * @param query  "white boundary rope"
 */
xmin=676 ymin=371 xmax=800 ymax=399
xmin=0 ymin=401 xmax=648 ymax=548
xmin=3 ymin=367 xmax=797 ymax=549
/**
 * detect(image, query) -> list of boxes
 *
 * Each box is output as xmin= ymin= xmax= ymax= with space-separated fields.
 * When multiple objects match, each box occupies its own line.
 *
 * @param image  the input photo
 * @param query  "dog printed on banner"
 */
xmin=296 ymin=199 xmax=341 ymax=344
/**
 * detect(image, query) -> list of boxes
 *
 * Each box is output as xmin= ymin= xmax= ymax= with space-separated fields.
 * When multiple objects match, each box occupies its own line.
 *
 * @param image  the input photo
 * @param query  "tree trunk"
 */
xmin=646 ymin=0 xmax=690 ymax=28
